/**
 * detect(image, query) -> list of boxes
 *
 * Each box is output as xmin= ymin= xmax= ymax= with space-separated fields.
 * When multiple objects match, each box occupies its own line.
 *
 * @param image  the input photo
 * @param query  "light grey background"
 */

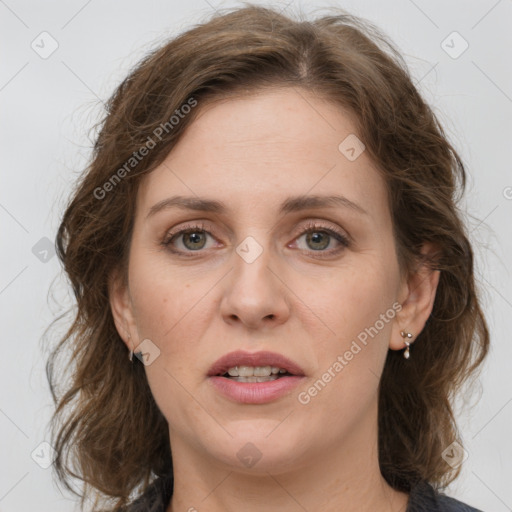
xmin=1 ymin=0 xmax=511 ymax=510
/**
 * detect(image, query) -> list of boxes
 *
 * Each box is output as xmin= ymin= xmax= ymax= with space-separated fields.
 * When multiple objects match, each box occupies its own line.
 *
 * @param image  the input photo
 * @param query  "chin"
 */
xmin=205 ymin=427 xmax=307 ymax=474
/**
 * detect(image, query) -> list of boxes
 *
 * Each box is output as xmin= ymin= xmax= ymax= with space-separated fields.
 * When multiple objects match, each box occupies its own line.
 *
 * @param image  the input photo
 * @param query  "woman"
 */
xmin=47 ymin=4 xmax=489 ymax=511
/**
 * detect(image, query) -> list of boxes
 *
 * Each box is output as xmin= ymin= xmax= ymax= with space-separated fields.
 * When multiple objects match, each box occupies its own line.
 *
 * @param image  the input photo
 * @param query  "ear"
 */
xmin=390 ymin=242 xmax=441 ymax=351
xmin=108 ymin=268 xmax=138 ymax=353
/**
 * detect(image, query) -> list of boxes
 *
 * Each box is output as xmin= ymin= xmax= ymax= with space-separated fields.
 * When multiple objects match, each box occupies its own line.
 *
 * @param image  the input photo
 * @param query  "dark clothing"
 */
xmin=406 ymin=480 xmax=483 ymax=511
xmin=122 ymin=475 xmax=483 ymax=511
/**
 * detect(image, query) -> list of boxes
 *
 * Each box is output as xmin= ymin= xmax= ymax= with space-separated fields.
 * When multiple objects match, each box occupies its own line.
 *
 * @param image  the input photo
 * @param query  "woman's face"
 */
xmin=112 ymin=88 xmax=414 ymax=474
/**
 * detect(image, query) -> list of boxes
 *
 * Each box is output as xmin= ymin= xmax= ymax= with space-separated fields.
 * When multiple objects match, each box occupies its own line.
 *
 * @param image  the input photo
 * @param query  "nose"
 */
xmin=220 ymin=242 xmax=291 ymax=330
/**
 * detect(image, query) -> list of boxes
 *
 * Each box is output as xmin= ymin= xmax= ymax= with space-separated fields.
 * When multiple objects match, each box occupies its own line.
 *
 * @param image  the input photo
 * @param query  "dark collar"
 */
xmin=407 ymin=480 xmax=483 ymax=511
xmin=123 ymin=475 xmax=482 ymax=512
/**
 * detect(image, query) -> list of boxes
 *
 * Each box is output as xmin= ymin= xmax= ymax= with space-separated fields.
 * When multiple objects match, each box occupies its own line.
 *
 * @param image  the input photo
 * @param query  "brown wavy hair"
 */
xmin=45 ymin=3 xmax=490 ymax=510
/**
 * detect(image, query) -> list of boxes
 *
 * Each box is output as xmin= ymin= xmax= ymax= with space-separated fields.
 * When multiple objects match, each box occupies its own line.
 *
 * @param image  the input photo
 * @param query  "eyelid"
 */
xmin=291 ymin=219 xmax=350 ymax=243
xmin=162 ymin=221 xmax=217 ymax=247
xmin=162 ymin=219 xmax=350 ymax=256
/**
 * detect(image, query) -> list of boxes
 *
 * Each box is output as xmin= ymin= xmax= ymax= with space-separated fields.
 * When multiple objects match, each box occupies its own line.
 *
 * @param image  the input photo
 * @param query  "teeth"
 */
xmin=230 ymin=375 xmax=280 ymax=383
xmin=225 ymin=366 xmax=286 ymax=377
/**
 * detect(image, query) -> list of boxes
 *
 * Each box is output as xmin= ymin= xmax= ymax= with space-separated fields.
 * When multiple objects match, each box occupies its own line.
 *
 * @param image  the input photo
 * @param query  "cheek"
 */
xmin=127 ymin=253 xmax=221 ymax=397
xmin=322 ymin=259 xmax=398 ymax=374
xmin=293 ymin=256 xmax=398 ymax=414
xmin=128 ymin=251 xmax=211 ymax=343
xmin=296 ymin=254 xmax=397 ymax=345
xmin=127 ymin=261 xmax=212 ymax=423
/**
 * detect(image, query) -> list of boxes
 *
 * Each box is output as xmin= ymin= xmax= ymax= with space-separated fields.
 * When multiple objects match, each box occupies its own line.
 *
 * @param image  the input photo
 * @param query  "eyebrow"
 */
xmin=146 ymin=193 xmax=368 ymax=220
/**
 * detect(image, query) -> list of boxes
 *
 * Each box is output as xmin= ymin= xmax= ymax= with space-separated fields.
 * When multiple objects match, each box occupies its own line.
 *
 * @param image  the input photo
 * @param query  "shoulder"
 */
xmin=120 ymin=475 xmax=173 ymax=512
xmin=407 ymin=480 xmax=484 ymax=512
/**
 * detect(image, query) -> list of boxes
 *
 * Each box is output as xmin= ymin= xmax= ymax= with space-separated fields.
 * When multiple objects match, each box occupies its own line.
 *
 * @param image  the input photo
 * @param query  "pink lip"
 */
xmin=207 ymin=350 xmax=306 ymax=405
xmin=208 ymin=375 xmax=305 ymax=404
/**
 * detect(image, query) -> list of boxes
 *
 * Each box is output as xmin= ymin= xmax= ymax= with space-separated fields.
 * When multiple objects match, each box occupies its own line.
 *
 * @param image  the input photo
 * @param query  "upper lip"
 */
xmin=208 ymin=350 xmax=306 ymax=377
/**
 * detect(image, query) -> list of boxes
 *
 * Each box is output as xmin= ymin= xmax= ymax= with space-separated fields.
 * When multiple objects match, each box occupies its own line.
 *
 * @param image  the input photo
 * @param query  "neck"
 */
xmin=166 ymin=404 xmax=409 ymax=512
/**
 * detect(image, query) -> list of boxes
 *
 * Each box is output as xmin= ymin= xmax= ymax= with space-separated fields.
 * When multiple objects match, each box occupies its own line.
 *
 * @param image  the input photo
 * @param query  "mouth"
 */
xmin=208 ymin=350 xmax=305 ymax=381
xmin=207 ymin=350 xmax=306 ymax=404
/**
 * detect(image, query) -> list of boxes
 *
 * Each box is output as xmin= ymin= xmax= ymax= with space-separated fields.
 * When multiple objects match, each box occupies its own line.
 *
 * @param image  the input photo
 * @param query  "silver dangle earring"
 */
xmin=400 ymin=330 xmax=414 ymax=359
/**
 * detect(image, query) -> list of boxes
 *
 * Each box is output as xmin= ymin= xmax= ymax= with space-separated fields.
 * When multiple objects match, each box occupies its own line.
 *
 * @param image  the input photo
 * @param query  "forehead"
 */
xmin=136 ymin=88 xmax=387 ymax=221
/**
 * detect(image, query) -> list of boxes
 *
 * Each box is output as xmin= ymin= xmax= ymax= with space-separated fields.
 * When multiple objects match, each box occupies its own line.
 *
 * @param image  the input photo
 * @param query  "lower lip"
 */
xmin=208 ymin=375 xmax=305 ymax=404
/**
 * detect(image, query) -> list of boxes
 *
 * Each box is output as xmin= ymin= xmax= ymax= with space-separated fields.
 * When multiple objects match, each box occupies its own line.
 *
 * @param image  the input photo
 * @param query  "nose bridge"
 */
xmin=231 ymin=233 xmax=276 ymax=296
xmin=220 ymin=232 xmax=290 ymax=327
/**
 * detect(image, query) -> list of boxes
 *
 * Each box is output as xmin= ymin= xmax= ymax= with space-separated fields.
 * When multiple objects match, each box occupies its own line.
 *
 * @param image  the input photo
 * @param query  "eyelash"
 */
xmin=161 ymin=220 xmax=350 ymax=258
